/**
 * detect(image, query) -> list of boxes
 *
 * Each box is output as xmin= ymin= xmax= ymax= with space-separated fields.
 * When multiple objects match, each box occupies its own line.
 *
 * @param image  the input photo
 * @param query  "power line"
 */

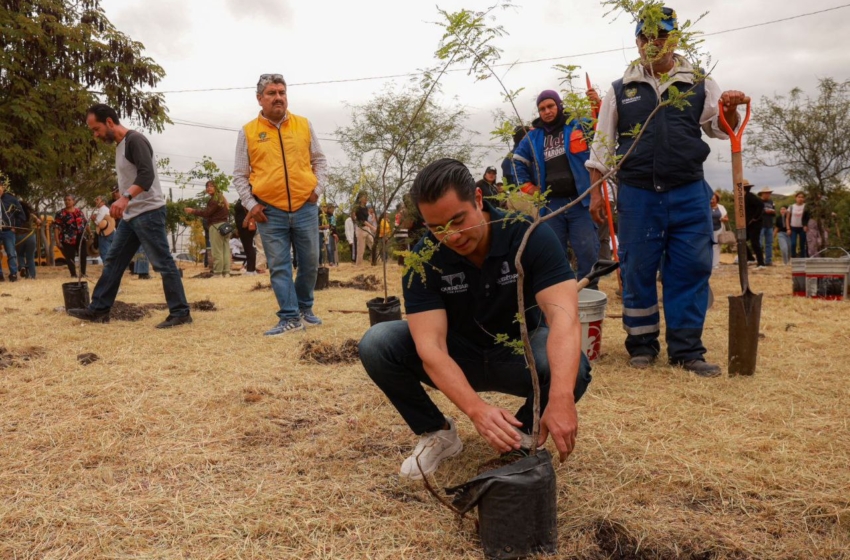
xmin=152 ymin=5 xmax=850 ymax=95
xmin=170 ymin=119 xmax=504 ymax=149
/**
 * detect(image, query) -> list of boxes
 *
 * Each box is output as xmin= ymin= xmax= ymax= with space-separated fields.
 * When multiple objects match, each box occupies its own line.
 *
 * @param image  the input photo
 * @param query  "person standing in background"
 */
xmin=0 ymin=178 xmax=23 ymax=282
xmin=234 ymin=199 xmax=258 ymax=275
xmin=186 ymin=181 xmax=231 ymax=277
xmin=232 ymin=73 xmax=327 ymax=335
xmin=787 ymin=192 xmax=809 ymax=258
xmin=743 ymin=181 xmax=765 ymax=268
xmin=54 ymin=194 xmax=87 ymax=278
xmin=775 ymin=206 xmax=790 ymax=265
xmin=710 ymin=192 xmax=728 ymax=269
xmin=91 ymin=195 xmax=115 ymax=263
xmin=15 ymin=198 xmax=41 ymax=279
xmin=758 ymin=187 xmax=775 ymax=266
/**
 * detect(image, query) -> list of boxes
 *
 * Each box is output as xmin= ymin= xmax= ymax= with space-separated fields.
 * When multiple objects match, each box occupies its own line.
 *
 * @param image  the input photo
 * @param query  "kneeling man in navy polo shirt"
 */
xmin=359 ymin=158 xmax=591 ymax=480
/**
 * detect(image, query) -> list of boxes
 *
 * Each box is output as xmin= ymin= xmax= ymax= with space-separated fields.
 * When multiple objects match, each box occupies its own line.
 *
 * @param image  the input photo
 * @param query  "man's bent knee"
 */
xmin=359 ymin=320 xmax=414 ymax=377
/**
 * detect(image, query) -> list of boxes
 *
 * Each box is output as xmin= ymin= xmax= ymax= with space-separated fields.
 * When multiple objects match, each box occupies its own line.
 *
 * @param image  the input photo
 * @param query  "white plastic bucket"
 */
xmin=791 ymin=258 xmax=806 ymax=297
xmin=804 ymin=256 xmax=850 ymax=300
xmin=578 ymin=289 xmax=608 ymax=361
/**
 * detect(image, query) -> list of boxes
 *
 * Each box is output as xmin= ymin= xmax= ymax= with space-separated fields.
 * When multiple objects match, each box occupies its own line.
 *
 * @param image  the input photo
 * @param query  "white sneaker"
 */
xmin=400 ymin=417 xmax=463 ymax=480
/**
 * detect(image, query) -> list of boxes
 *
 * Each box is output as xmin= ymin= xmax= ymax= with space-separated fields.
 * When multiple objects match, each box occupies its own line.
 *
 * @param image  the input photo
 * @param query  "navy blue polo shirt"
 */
xmin=402 ymin=202 xmax=575 ymax=348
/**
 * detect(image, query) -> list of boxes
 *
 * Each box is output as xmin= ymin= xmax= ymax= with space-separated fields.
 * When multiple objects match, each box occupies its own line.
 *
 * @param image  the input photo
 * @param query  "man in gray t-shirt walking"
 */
xmin=68 ymin=104 xmax=191 ymax=329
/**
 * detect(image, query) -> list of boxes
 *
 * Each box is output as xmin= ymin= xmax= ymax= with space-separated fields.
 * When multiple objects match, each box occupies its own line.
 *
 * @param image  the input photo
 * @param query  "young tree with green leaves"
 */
xmin=0 ymin=0 xmax=169 ymax=199
xmin=335 ymin=86 xmax=475 ymax=292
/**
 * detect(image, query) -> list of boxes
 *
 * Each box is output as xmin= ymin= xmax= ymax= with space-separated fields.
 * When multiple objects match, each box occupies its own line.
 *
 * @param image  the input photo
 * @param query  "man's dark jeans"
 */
xmin=89 ymin=206 xmax=189 ymax=317
xmin=359 ymin=320 xmax=592 ymax=435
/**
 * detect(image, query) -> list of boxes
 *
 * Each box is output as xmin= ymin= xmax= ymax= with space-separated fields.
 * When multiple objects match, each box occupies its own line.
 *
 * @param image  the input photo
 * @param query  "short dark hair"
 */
xmin=87 ymin=104 xmax=120 ymax=125
xmin=410 ymin=158 xmax=476 ymax=208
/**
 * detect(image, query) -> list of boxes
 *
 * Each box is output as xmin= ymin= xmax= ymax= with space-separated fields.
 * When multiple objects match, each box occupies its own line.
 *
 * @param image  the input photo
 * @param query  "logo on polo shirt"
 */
xmin=441 ymin=272 xmax=468 ymax=294
xmin=622 ymin=87 xmax=641 ymax=105
xmin=497 ymin=260 xmax=518 ymax=286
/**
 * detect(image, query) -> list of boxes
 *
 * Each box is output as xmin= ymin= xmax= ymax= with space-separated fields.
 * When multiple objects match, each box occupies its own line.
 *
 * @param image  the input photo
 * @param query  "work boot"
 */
xmin=628 ymin=355 xmax=657 ymax=369
xmin=8 ymin=274 xmax=17 ymax=282
xmin=681 ymin=360 xmax=722 ymax=378
xmin=68 ymin=308 xmax=110 ymax=323
xmin=155 ymin=314 xmax=193 ymax=329
xmin=399 ymin=417 xmax=463 ymax=480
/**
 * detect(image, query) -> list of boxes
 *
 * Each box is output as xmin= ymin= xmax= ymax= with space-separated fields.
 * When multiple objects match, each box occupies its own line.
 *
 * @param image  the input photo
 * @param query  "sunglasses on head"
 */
xmin=259 ymin=73 xmax=284 ymax=80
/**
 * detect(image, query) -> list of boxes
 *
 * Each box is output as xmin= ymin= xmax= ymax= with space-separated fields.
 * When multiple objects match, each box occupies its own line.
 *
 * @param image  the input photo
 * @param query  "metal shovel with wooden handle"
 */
xmin=718 ymin=101 xmax=761 ymax=376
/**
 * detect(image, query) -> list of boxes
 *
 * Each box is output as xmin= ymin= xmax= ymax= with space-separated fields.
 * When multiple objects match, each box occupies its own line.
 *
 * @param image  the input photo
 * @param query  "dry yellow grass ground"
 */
xmin=1 ymin=258 xmax=848 ymax=559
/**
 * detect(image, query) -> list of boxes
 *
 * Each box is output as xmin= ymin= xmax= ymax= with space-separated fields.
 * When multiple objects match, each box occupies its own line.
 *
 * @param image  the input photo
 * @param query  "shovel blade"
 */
xmin=727 ymin=290 xmax=763 ymax=376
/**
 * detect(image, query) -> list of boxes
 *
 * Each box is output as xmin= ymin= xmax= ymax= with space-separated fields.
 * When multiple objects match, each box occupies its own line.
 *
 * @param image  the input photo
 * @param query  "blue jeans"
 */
xmin=257 ymin=201 xmax=319 ymax=321
xmin=539 ymin=197 xmax=599 ymax=285
xmin=760 ymin=227 xmax=774 ymax=265
xmin=319 ymin=231 xmax=336 ymax=265
xmin=133 ymin=248 xmax=149 ymax=274
xmin=359 ymin=321 xmax=592 ymax=435
xmin=0 ymin=230 xmax=18 ymax=276
xmin=790 ymin=227 xmax=807 ymax=258
xmin=618 ymin=180 xmax=713 ymax=363
xmin=99 ymin=233 xmax=114 ymax=265
xmin=15 ymin=232 xmax=36 ymax=278
xmin=777 ymin=231 xmax=790 ymax=265
xmin=89 ymin=207 xmax=189 ymax=317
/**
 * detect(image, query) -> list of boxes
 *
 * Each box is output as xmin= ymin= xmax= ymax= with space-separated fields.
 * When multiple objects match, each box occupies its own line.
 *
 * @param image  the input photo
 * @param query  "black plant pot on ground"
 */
xmin=366 ymin=296 xmax=402 ymax=326
xmin=446 ymin=449 xmax=558 ymax=559
xmin=62 ymin=281 xmax=90 ymax=311
xmin=315 ymin=266 xmax=330 ymax=290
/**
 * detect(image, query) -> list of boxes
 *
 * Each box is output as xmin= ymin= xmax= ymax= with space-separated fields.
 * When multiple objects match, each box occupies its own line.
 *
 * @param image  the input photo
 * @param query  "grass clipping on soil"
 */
xmin=1 ymin=261 xmax=849 ymax=558
xmin=299 ymin=338 xmax=360 ymax=364
xmin=110 ymin=299 xmax=217 ymax=321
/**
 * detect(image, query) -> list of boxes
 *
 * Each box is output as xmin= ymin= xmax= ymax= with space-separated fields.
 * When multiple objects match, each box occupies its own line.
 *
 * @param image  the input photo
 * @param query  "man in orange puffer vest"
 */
xmin=233 ymin=74 xmax=328 ymax=336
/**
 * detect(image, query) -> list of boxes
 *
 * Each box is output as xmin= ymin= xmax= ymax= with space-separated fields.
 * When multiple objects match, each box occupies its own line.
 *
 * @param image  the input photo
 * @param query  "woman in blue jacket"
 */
xmin=512 ymin=90 xmax=599 ymax=286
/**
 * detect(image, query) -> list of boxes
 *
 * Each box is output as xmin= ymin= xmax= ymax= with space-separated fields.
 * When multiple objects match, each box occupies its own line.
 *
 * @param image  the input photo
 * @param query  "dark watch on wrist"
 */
xmin=123 ymin=192 xmax=133 ymax=201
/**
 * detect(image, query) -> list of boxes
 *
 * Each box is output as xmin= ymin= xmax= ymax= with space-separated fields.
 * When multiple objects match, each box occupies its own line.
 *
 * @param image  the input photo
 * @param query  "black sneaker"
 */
xmin=68 ymin=308 xmax=110 ymax=323
xmin=8 ymin=274 xmax=16 ymax=282
xmin=138 ymin=274 xmax=152 ymax=280
xmin=155 ymin=314 xmax=193 ymax=329
xmin=681 ymin=360 xmax=722 ymax=378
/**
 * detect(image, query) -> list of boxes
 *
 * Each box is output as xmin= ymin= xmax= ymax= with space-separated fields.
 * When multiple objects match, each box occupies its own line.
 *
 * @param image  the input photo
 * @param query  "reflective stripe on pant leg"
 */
xmin=617 ymin=184 xmax=664 ymax=355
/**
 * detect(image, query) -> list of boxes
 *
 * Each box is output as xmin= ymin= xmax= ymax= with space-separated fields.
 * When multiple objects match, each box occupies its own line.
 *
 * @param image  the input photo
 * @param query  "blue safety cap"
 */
xmin=635 ymin=6 xmax=678 ymax=37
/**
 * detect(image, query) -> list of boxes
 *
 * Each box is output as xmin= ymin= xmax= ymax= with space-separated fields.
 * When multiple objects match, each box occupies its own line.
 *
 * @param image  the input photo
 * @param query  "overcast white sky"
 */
xmin=101 ymin=0 xmax=850 ymax=200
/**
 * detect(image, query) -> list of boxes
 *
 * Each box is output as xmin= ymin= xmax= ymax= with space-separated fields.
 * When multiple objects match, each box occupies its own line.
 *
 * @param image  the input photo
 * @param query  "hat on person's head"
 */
xmin=635 ymin=6 xmax=678 ymax=37
xmin=758 ymin=187 xmax=773 ymax=195
xmin=536 ymin=90 xmax=563 ymax=112
xmin=741 ymin=179 xmax=754 ymax=190
xmin=111 ymin=185 xmax=119 ymax=193
xmin=485 ymin=166 xmax=497 ymax=175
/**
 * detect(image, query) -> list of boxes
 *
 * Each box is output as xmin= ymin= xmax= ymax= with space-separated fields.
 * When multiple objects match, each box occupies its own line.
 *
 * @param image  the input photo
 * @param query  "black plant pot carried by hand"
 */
xmin=366 ymin=296 xmax=402 ymax=326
